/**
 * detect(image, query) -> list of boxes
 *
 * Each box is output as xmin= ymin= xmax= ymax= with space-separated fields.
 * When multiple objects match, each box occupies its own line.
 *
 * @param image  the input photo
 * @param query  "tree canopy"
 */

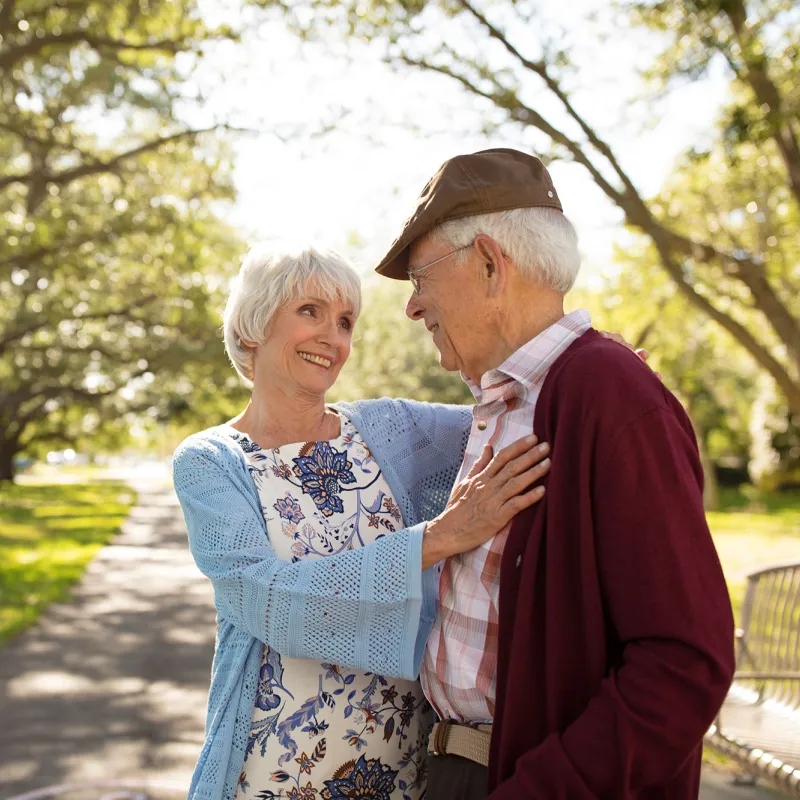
xmin=0 ymin=0 xmax=245 ymax=479
xmin=266 ymin=0 xmax=799 ymax=417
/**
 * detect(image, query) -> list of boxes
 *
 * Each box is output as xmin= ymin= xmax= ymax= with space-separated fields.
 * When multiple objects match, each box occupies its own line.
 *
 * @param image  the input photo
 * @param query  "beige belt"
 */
xmin=427 ymin=720 xmax=493 ymax=767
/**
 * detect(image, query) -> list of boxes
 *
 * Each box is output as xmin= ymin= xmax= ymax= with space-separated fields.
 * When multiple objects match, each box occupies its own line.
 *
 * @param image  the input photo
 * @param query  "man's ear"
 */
xmin=474 ymin=234 xmax=507 ymax=297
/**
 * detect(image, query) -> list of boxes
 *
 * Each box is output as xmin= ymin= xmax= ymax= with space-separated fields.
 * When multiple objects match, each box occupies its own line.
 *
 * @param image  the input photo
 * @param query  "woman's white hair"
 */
xmin=430 ymin=207 xmax=581 ymax=293
xmin=223 ymin=243 xmax=362 ymax=386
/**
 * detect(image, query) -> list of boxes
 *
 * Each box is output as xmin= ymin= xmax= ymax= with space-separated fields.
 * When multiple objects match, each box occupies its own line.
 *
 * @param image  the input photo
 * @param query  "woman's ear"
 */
xmin=474 ymin=234 xmax=507 ymax=297
xmin=239 ymin=336 xmax=258 ymax=349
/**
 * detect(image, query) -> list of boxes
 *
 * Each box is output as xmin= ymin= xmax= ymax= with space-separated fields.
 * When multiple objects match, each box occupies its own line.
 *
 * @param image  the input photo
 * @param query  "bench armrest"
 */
xmin=733 ymin=671 xmax=800 ymax=681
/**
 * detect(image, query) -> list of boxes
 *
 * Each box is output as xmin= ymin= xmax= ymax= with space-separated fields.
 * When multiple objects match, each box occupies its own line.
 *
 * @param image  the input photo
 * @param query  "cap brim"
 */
xmin=374 ymin=217 xmax=426 ymax=280
xmin=374 ymin=199 xmax=564 ymax=281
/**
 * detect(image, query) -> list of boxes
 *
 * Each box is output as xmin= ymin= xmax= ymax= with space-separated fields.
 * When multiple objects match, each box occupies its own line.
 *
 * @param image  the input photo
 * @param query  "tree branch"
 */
xmin=724 ymin=0 xmax=800 ymax=207
xmin=652 ymin=243 xmax=800 ymax=414
xmin=0 ymin=295 xmax=158 ymax=355
xmin=457 ymin=0 xmax=647 ymax=211
xmin=398 ymin=45 xmax=799 ymax=369
xmin=18 ymin=342 xmax=131 ymax=362
xmin=0 ymin=233 xmax=100 ymax=272
xmin=19 ymin=429 xmax=79 ymax=449
xmin=658 ymin=229 xmax=800 ymax=368
xmin=5 ymin=367 xmax=149 ymax=421
xmin=0 ymin=0 xmax=16 ymax=37
xmin=0 ymin=127 xmax=220 ymax=192
xmin=397 ymin=53 xmax=627 ymax=205
xmin=633 ymin=296 xmax=671 ymax=349
xmin=0 ymin=31 xmax=191 ymax=72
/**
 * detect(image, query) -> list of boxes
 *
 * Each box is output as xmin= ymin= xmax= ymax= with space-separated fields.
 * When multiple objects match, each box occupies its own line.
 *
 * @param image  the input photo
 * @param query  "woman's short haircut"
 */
xmin=430 ymin=207 xmax=581 ymax=293
xmin=223 ymin=244 xmax=362 ymax=385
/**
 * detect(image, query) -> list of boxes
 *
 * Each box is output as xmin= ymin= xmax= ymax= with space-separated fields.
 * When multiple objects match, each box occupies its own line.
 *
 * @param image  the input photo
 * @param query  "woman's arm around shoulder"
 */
xmin=337 ymin=397 xmax=471 ymax=461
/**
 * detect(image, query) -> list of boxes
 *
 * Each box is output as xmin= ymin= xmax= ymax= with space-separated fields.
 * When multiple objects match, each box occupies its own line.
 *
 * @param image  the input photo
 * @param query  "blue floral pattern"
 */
xmin=321 ymin=755 xmax=398 ymax=800
xmin=292 ymin=441 xmax=357 ymax=517
xmin=230 ymin=415 xmax=432 ymax=800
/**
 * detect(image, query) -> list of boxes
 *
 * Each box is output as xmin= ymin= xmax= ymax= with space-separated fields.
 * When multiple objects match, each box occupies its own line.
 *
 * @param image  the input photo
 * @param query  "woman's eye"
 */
xmin=300 ymin=305 xmax=316 ymax=316
xmin=339 ymin=318 xmax=352 ymax=330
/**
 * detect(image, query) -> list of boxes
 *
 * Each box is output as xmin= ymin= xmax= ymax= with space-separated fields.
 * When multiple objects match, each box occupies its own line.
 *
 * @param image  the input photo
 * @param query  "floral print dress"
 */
xmin=227 ymin=414 xmax=433 ymax=800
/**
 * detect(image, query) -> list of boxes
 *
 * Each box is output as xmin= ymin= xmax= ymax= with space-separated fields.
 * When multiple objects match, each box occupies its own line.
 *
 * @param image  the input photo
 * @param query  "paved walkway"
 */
xmin=0 ymin=477 xmax=215 ymax=799
xmin=0 ymin=476 xmax=782 ymax=799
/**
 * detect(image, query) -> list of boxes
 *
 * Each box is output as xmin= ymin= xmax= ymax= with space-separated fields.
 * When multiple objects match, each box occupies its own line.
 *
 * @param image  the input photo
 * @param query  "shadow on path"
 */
xmin=0 ymin=479 xmax=215 ymax=798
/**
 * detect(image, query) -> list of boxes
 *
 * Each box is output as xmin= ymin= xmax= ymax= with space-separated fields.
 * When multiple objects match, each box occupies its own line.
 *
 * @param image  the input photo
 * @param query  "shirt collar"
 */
xmin=463 ymin=309 xmax=592 ymax=403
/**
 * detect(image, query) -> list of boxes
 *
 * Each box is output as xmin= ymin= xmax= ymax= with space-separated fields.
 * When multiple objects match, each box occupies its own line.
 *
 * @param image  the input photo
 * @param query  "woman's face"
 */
xmin=251 ymin=283 xmax=357 ymax=396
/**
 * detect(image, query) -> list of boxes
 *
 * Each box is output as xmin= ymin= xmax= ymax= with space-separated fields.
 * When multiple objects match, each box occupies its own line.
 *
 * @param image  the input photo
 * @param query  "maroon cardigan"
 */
xmin=487 ymin=330 xmax=735 ymax=800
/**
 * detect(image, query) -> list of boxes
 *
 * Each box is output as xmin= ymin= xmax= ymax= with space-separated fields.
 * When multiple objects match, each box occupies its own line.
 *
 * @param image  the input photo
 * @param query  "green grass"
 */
xmin=707 ymin=487 xmax=800 ymax=622
xmin=0 ymin=482 xmax=135 ymax=644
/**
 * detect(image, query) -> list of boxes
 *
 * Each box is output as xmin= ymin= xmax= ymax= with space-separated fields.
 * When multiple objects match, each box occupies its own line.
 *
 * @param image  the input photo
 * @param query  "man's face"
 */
xmin=404 ymin=234 xmax=487 ymax=375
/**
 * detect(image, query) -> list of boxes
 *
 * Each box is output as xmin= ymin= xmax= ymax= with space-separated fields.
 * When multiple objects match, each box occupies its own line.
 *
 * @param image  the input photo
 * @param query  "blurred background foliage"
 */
xmin=0 ymin=0 xmax=247 ymax=480
xmin=1 ymin=0 xmax=798 ymax=506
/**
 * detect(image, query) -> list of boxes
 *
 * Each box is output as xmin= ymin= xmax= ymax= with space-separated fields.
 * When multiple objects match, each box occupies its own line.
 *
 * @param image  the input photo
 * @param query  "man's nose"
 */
xmin=405 ymin=290 xmax=424 ymax=321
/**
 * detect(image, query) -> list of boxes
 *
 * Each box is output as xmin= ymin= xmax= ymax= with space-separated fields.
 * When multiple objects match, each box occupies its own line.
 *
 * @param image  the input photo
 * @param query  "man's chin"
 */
xmin=436 ymin=351 xmax=459 ymax=373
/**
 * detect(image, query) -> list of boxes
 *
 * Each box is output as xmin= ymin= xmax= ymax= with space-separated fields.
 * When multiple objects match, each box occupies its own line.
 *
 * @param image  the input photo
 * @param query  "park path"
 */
xmin=0 ymin=471 xmax=782 ymax=800
xmin=0 ymin=474 xmax=216 ymax=799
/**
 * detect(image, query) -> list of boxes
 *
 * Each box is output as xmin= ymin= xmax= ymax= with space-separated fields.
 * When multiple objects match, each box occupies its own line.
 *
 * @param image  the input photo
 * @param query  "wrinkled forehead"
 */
xmin=407 ymin=233 xmax=444 ymax=271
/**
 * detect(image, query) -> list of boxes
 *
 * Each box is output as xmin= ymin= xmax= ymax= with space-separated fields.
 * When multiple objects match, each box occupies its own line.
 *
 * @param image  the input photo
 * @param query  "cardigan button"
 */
xmin=477 ymin=420 xmax=487 ymax=431
xmin=515 ymin=554 xmax=522 ymax=568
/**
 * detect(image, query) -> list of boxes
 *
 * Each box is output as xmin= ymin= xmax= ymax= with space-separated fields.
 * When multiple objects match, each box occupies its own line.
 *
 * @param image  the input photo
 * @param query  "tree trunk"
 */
xmin=0 ymin=440 xmax=17 ymax=482
xmin=684 ymin=400 xmax=719 ymax=511
xmin=699 ymin=437 xmax=720 ymax=512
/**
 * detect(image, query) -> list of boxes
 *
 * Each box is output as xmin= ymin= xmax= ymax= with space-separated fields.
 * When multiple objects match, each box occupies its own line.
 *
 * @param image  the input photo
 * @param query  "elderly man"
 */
xmin=374 ymin=149 xmax=735 ymax=800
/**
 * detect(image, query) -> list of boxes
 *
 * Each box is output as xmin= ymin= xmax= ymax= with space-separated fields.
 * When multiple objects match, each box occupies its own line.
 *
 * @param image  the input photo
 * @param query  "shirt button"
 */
xmin=516 ymin=554 xmax=522 ymax=568
xmin=477 ymin=420 xmax=487 ymax=431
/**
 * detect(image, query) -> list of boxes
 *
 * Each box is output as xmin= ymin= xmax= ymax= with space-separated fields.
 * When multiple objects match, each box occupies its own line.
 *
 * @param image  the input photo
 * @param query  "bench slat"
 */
xmin=707 ymin=560 xmax=800 ymax=794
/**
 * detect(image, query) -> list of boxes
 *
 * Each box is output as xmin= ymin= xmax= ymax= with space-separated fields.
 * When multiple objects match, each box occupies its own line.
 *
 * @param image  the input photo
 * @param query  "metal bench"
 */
xmin=705 ymin=560 xmax=800 ymax=796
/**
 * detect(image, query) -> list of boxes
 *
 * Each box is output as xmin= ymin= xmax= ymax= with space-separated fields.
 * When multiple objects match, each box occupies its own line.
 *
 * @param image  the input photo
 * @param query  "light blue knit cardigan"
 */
xmin=172 ymin=398 xmax=471 ymax=800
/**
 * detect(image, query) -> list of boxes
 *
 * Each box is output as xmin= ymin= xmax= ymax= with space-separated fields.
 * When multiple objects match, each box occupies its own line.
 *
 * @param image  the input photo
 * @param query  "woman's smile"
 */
xmin=298 ymin=351 xmax=332 ymax=369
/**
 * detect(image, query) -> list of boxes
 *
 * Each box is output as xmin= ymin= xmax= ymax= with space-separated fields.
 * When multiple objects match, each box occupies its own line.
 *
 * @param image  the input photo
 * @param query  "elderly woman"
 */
xmin=173 ymin=245 xmax=551 ymax=800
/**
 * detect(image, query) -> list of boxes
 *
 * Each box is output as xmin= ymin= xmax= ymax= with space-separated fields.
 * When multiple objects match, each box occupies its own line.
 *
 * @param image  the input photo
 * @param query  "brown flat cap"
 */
xmin=375 ymin=148 xmax=563 ymax=280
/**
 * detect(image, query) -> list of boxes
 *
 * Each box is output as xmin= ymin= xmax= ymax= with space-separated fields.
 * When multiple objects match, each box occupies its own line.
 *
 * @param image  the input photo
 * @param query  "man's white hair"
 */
xmin=429 ymin=207 xmax=581 ymax=293
xmin=223 ymin=243 xmax=362 ymax=386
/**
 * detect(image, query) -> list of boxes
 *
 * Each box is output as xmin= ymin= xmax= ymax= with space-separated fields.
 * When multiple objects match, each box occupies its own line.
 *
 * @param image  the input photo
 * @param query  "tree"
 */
xmin=265 ymin=0 xmax=800 ymax=414
xmin=0 ymin=0 xmax=245 ymax=480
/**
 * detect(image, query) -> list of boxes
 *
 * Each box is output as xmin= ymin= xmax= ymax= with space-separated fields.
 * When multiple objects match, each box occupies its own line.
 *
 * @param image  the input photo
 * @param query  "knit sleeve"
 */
xmin=396 ymin=399 xmax=472 ymax=521
xmin=173 ymin=435 xmax=431 ymax=680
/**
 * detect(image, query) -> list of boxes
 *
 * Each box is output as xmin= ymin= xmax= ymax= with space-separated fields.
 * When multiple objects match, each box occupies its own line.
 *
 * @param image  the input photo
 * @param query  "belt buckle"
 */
xmin=432 ymin=720 xmax=452 ymax=757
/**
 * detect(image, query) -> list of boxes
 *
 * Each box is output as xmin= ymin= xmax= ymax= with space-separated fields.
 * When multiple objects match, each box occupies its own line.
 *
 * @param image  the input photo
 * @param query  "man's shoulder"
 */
xmin=546 ymin=332 xmax=675 ymax=420
xmin=542 ymin=333 xmax=698 ymax=466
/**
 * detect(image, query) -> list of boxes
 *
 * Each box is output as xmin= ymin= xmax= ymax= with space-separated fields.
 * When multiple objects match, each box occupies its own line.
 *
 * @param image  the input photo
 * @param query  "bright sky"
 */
xmin=195 ymin=0 xmax=729 ymax=290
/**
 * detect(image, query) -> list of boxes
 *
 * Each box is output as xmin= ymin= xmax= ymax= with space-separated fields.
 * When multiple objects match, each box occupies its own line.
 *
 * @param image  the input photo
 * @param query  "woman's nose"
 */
xmin=316 ymin=316 xmax=338 ymax=344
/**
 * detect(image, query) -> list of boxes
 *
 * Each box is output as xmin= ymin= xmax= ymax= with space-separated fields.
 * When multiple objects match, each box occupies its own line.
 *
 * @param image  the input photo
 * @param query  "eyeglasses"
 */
xmin=407 ymin=244 xmax=472 ymax=294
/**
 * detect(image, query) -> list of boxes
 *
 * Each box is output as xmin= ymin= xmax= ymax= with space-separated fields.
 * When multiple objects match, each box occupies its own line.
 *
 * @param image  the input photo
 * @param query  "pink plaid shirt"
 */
xmin=420 ymin=310 xmax=593 ymax=723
